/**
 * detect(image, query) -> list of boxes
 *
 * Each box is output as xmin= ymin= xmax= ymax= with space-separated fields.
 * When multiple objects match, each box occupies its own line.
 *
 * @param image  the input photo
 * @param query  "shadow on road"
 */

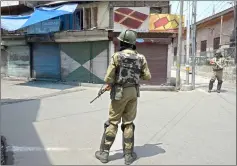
xmin=15 ymin=80 xmax=76 ymax=90
xmin=1 ymin=99 xmax=51 ymax=165
xmin=109 ymin=143 xmax=166 ymax=161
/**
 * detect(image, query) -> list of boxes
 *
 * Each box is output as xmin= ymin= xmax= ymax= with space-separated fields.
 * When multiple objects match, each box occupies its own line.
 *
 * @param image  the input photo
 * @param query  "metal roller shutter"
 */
xmin=91 ymin=41 xmax=109 ymax=84
xmin=1 ymin=49 xmax=8 ymax=76
xmin=60 ymin=42 xmax=91 ymax=82
xmin=137 ymin=43 xmax=168 ymax=85
xmin=60 ymin=41 xmax=109 ymax=84
xmin=7 ymin=45 xmax=30 ymax=77
xmin=33 ymin=44 xmax=61 ymax=80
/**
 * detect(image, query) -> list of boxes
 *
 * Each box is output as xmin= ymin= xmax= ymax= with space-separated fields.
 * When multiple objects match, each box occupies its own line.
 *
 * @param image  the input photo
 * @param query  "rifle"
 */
xmin=90 ymin=85 xmax=110 ymax=104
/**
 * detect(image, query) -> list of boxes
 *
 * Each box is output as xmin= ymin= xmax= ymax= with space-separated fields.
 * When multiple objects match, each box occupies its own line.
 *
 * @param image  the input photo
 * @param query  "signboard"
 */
xmin=149 ymin=14 xmax=185 ymax=33
xmin=27 ymin=18 xmax=61 ymax=34
xmin=113 ymin=7 xmax=150 ymax=32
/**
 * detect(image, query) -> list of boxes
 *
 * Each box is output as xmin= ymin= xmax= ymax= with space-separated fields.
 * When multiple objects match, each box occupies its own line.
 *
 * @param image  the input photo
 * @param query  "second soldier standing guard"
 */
xmin=208 ymin=49 xmax=226 ymax=93
xmin=95 ymin=29 xmax=151 ymax=165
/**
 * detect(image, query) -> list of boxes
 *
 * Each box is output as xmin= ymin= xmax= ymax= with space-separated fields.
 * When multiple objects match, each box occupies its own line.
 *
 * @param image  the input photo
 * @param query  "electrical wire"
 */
xmin=196 ymin=1 xmax=224 ymax=21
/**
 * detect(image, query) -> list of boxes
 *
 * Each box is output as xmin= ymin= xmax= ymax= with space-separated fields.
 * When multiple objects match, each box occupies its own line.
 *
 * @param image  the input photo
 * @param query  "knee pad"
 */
xmin=210 ymin=79 xmax=215 ymax=83
xmin=218 ymin=80 xmax=223 ymax=84
xmin=121 ymin=123 xmax=135 ymax=132
xmin=104 ymin=120 xmax=110 ymax=129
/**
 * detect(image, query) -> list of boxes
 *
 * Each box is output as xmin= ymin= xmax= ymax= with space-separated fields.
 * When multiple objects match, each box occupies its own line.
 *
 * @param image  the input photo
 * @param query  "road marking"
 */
xmin=7 ymin=146 xmax=92 ymax=152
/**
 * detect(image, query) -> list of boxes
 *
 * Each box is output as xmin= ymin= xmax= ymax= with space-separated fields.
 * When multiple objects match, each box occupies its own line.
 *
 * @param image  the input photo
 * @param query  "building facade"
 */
xmin=1 ymin=1 xmax=180 ymax=85
xmin=173 ymin=7 xmax=235 ymax=64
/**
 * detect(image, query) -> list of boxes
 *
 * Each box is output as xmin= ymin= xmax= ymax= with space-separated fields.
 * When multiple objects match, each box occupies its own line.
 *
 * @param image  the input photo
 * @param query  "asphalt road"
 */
xmin=1 ymin=80 xmax=236 ymax=165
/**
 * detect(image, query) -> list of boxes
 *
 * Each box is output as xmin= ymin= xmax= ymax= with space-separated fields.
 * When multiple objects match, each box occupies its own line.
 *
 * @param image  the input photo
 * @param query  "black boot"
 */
xmin=124 ymin=152 xmax=137 ymax=165
xmin=208 ymin=80 xmax=215 ymax=92
xmin=95 ymin=151 xmax=109 ymax=163
xmin=217 ymin=80 xmax=223 ymax=93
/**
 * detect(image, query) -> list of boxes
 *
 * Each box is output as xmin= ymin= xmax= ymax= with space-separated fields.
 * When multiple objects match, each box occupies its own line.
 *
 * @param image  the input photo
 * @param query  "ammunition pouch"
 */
xmin=110 ymin=84 xmax=123 ymax=100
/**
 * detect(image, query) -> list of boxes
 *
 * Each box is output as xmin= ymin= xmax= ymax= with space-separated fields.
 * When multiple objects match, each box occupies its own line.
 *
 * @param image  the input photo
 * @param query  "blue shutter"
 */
xmin=33 ymin=44 xmax=60 ymax=80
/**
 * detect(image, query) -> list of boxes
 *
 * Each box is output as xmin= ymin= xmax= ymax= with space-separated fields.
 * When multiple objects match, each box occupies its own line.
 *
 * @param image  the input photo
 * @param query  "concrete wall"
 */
xmin=167 ymin=42 xmax=173 ymax=83
xmin=97 ymin=2 xmax=110 ymax=29
xmin=109 ymin=41 xmax=115 ymax=62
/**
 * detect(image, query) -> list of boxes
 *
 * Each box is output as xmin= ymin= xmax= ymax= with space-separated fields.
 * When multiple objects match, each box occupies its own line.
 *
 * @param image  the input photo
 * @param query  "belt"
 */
xmin=114 ymin=83 xmax=137 ymax=88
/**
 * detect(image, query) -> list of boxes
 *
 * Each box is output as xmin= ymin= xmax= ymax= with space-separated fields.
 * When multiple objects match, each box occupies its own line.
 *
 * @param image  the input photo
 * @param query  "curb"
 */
xmin=2 ymin=77 xmax=176 ymax=92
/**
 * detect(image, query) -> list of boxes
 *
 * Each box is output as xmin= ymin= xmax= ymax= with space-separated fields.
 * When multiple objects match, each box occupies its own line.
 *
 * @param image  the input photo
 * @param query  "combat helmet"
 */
xmin=215 ymin=49 xmax=223 ymax=57
xmin=117 ymin=29 xmax=137 ymax=45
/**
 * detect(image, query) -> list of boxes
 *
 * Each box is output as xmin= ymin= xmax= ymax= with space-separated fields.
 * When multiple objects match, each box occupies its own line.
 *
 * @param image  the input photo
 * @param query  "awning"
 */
xmin=1 ymin=3 xmax=78 ymax=31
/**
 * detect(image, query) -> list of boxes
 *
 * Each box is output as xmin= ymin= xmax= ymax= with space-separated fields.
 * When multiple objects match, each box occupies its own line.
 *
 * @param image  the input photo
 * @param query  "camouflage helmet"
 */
xmin=117 ymin=29 xmax=137 ymax=45
xmin=215 ymin=49 xmax=223 ymax=57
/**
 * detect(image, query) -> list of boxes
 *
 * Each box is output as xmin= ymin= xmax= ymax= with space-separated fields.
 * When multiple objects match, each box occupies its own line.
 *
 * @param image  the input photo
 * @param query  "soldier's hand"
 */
xmin=210 ymin=59 xmax=215 ymax=64
xmin=105 ymin=84 xmax=111 ymax=91
xmin=98 ymin=84 xmax=111 ymax=96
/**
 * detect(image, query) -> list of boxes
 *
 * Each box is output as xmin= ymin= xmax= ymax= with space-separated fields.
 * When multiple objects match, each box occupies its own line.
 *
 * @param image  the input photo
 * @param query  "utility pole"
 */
xmin=185 ymin=1 xmax=191 ymax=85
xmin=191 ymin=0 xmax=197 ymax=89
xmin=234 ymin=0 xmax=237 ymax=62
xmin=220 ymin=15 xmax=223 ymax=46
xmin=176 ymin=0 xmax=184 ymax=90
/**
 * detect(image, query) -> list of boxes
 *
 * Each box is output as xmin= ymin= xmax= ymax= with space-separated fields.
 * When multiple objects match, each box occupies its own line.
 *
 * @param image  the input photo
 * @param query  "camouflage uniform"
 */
xmin=208 ymin=49 xmax=226 ymax=93
xmin=95 ymin=30 xmax=151 ymax=165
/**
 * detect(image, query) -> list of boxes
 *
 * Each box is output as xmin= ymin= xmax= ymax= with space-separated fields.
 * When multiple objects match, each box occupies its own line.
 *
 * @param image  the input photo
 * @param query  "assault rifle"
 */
xmin=90 ymin=85 xmax=110 ymax=104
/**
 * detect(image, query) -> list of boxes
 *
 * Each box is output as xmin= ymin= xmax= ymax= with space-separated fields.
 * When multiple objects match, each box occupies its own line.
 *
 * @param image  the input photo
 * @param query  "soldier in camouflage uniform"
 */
xmin=208 ymin=49 xmax=226 ymax=93
xmin=95 ymin=29 xmax=151 ymax=165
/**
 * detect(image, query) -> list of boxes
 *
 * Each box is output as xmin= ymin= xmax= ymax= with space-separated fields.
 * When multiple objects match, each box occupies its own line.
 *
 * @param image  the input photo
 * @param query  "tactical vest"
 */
xmin=115 ymin=51 xmax=143 ymax=85
xmin=212 ymin=57 xmax=225 ymax=70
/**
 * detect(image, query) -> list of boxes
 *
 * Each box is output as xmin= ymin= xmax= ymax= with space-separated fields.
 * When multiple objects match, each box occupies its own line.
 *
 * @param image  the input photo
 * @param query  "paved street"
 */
xmin=1 ymin=79 xmax=236 ymax=165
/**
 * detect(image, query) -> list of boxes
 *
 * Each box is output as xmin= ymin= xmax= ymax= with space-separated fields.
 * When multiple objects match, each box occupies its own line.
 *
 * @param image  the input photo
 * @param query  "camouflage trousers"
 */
xmin=102 ymin=87 xmax=137 ymax=153
xmin=210 ymin=69 xmax=223 ymax=82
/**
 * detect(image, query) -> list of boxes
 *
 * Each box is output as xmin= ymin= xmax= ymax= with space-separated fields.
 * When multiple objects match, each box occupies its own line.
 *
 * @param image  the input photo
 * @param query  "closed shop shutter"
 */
xmin=60 ymin=41 xmax=109 ymax=83
xmin=1 ymin=49 xmax=8 ymax=76
xmin=7 ymin=46 xmax=30 ymax=77
xmin=115 ymin=43 xmax=168 ymax=85
xmin=91 ymin=41 xmax=108 ymax=84
xmin=137 ymin=43 xmax=168 ymax=85
xmin=33 ymin=44 xmax=60 ymax=80
xmin=60 ymin=42 xmax=91 ymax=82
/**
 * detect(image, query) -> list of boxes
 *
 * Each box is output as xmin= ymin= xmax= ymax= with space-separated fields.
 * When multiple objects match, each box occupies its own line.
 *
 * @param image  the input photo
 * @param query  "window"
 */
xmin=85 ymin=8 xmax=91 ymax=29
xmin=74 ymin=9 xmax=83 ymax=30
xmin=92 ymin=7 xmax=98 ymax=27
xmin=213 ymin=37 xmax=220 ymax=50
xmin=201 ymin=40 xmax=207 ymax=52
